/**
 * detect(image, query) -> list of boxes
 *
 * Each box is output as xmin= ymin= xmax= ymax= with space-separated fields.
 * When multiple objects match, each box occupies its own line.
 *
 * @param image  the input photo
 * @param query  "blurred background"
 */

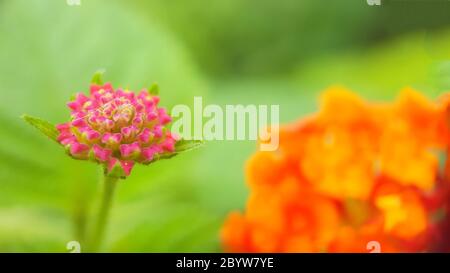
xmin=0 ymin=0 xmax=449 ymax=252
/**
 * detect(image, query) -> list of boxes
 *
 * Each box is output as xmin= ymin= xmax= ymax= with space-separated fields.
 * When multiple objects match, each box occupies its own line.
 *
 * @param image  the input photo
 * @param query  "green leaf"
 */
xmin=145 ymin=139 xmax=204 ymax=164
xmin=91 ymin=69 xmax=105 ymax=85
xmin=21 ymin=114 xmax=59 ymax=143
xmin=173 ymin=139 xmax=204 ymax=153
xmin=148 ymin=83 xmax=160 ymax=95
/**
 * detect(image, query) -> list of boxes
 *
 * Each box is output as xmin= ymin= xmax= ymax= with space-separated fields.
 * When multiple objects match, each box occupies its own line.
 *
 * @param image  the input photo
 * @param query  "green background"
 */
xmin=0 ymin=0 xmax=449 ymax=252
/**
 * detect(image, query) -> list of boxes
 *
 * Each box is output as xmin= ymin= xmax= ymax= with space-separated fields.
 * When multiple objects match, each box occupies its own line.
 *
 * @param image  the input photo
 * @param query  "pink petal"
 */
xmin=56 ymin=123 xmax=71 ymax=133
xmin=135 ymin=103 xmax=144 ymax=112
xmin=69 ymin=141 xmax=90 ymax=156
xmin=146 ymin=112 xmax=158 ymax=122
xmin=106 ymin=158 xmax=134 ymax=177
xmin=142 ymin=146 xmax=158 ymax=162
xmin=75 ymin=93 xmax=89 ymax=105
xmin=158 ymin=108 xmax=172 ymax=124
xmin=132 ymin=114 xmax=144 ymax=127
xmin=82 ymin=129 xmax=101 ymax=141
xmin=59 ymin=135 xmax=76 ymax=146
xmin=161 ymin=137 xmax=176 ymax=152
xmin=92 ymin=145 xmax=112 ymax=162
xmin=101 ymin=133 xmax=122 ymax=145
xmin=153 ymin=125 xmax=163 ymax=138
xmin=137 ymin=90 xmax=148 ymax=99
xmin=120 ymin=160 xmax=134 ymax=176
xmin=119 ymin=142 xmax=141 ymax=158
xmin=102 ymin=83 xmax=113 ymax=92
xmin=103 ymin=119 xmax=114 ymax=130
xmin=121 ymin=126 xmax=138 ymax=139
xmin=67 ymin=101 xmax=82 ymax=111
xmin=107 ymin=157 xmax=119 ymax=173
xmin=72 ymin=118 xmax=87 ymax=127
xmin=138 ymin=128 xmax=152 ymax=143
xmin=90 ymin=84 xmax=101 ymax=94
xmin=115 ymin=89 xmax=126 ymax=97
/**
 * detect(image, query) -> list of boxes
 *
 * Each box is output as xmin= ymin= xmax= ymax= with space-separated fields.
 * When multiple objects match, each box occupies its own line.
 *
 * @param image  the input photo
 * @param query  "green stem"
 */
xmin=90 ymin=174 xmax=119 ymax=252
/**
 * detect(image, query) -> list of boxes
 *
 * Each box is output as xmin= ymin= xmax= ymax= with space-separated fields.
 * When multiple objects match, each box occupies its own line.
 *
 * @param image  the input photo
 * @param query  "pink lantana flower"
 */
xmin=56 ymin=82 xmax=177 ymax=177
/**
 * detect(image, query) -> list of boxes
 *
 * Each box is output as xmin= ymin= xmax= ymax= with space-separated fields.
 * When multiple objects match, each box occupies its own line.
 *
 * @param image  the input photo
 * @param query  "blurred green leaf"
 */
xmin=130 ymin=0 xmax=450 ymax=77
xmin=21 ymin=114 xmax=59 ymax=143
xmin=0 ymin=207 xmax=71 ymax=252
xmin=294 ymin=31 xmax=450 ymax=99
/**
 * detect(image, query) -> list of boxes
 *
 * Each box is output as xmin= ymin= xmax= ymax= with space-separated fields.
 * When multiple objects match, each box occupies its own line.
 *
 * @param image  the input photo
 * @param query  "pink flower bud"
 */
xmin=120 ymin=142 xmax=141 ymax=159
xmin=158 ymin=108 xmax=172 ymax=125
xmin=69 ymin=141 xmax=90 ymax=158
xmin=92 ymin=144 xmax=112 ymax=162
xmin=57 ymin=82 xmax=177 ymax=177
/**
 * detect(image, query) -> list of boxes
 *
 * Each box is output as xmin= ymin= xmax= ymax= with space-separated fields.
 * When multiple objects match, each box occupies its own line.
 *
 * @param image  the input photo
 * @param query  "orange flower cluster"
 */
xmin=222 ymin=87 xmax=450 ymax=252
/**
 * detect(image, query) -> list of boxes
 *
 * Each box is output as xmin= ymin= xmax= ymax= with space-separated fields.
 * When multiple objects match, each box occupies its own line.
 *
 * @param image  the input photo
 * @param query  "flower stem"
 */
xmin=90 ymin=173 xmax=119 ymax=252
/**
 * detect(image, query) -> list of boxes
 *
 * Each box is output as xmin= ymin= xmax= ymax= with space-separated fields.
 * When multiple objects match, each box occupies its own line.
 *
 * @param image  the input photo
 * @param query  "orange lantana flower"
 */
xmin=222 ymin=87 xmax=450 ymax=253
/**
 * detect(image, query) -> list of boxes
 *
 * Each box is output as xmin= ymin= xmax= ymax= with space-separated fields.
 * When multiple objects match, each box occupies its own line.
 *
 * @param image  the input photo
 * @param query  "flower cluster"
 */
xmin=56 ymin=83 xmax=177 ymax=177
xmin=222 ymin=87 xmax=450 ymax=252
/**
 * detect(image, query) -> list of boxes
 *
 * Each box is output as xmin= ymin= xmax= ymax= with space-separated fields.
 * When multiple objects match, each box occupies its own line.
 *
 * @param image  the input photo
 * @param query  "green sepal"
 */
xmin=91 ymin=69 xmax=105 ymax=85
xmin=22 ymin=114 xmax=59 ymax=143
xmin=103 ymin=161 xmax=129 ymax=179
xmin=148 ymin=83 xmax=159 ymax=95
